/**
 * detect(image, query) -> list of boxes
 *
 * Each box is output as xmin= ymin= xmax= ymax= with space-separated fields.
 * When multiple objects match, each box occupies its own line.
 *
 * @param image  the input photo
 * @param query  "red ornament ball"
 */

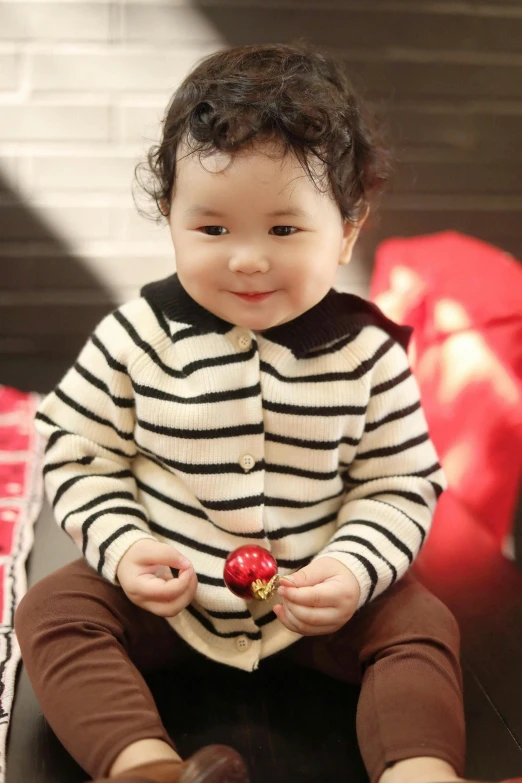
xmin=223 ymin=545 xmax=278 ymax=599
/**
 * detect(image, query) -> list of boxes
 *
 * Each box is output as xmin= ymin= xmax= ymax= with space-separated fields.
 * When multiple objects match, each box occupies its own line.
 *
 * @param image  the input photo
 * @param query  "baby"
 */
xmin=15 ymin=40 xmax=491 ymax=783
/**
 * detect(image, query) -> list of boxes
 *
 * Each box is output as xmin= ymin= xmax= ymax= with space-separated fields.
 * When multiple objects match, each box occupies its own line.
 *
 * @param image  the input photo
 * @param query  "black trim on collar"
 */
xmin=141 ymin=274 xmax=412 ymax=358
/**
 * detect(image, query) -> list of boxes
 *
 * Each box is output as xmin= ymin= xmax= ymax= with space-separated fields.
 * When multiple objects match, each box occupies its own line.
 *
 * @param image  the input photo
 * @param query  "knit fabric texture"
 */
xmin=34 ymin=274 xmax=446 ymax=672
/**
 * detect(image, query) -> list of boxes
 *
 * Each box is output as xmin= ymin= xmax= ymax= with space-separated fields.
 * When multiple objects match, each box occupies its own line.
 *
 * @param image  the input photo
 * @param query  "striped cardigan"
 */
xmin=35 ymin=273 xmax=446 ymax=671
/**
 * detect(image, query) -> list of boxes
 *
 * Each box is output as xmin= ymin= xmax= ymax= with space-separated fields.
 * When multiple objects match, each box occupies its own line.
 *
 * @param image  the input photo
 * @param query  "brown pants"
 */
xmin=14 ymin=559 xmax=465 ymax=783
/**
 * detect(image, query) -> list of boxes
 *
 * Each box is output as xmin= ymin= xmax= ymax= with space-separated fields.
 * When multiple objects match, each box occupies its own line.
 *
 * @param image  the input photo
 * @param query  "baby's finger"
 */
xmin=144 ymin=594 xmax=191 ymax=618
xmin=282 ymin=602 xmax=339 ymax=636
xmin=142 ymin=570 xmax=197 ymax=617
xmin=138 ymin=567 xmax=194 ymax=602
xmin=278 ymin=581 xmax=339 ymax=608
xmin=282 ymin=600 xmax=338 ymax=627
xmin=135 ymin=541 xmax=192 ymax=571
xmin=273 ymin=603 xmax=301 ymax=635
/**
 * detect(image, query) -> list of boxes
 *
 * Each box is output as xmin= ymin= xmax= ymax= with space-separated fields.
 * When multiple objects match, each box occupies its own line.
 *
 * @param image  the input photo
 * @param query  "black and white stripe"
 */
xmin=34 ymin=286 xmax=446 ymax=669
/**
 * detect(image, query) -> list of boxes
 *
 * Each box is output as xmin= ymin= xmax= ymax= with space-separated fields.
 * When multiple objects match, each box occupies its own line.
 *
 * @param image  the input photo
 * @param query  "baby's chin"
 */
xmin=231 ymin=311 xmax=298 ymax=332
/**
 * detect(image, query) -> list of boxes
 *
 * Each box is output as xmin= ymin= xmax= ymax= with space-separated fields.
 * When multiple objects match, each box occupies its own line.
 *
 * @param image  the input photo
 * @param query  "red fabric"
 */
xmin=370 ymin=231 xmax=522 ymax=547
xmin=0 ymin=385 xmax=44 ymax=783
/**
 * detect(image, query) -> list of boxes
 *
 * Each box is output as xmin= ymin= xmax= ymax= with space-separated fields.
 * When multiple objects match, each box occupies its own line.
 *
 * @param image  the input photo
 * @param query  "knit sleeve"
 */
xmin=314 ymin=335 xmax=447 ymax=608
xmin=34 ymin=308 xmax=157 ymax=584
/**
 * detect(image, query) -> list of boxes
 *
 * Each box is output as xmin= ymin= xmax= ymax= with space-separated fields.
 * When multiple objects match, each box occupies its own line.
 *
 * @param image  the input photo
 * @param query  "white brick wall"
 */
xmin=0 ymin=3 xmax=221 ymax=346
xmin=31 ymin=155 xmax=133 ymax=190
xmin=0 ymin=3 xmax=111 ymax=41
xmin=123 ymin=6 xmax=225 ymax=42
xmin=0 ymin=104 xmax=110 ymax=140
xmin=0 ymin=53 xmax=18 ymax=89
xmin=30 ymin=50 xmax=213 ymax=91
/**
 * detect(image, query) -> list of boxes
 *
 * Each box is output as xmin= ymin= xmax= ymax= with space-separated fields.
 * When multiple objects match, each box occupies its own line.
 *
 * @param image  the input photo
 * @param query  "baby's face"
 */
xmin=167 ymin=140 xmax=360 ymax=331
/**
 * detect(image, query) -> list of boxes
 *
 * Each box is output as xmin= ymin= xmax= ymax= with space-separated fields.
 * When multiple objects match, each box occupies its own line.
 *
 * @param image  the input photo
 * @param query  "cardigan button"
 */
xmin=237 ymin=333 xmax=252 ymax=351
xmin=235 ymin=635 xmax=252 ymax=652
xmin=239 ymin=454 xmax=255 ymax=472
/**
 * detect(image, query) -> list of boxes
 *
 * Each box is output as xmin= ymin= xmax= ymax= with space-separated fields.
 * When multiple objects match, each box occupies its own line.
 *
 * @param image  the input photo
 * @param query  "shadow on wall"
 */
xmin=0 ymin=171 xmax=117 ymax=393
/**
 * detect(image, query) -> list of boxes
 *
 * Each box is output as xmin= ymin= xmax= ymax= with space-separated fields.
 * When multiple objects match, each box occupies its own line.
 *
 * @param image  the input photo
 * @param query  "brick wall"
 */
xmin=1 ymin=0 xmax=521 ymax=365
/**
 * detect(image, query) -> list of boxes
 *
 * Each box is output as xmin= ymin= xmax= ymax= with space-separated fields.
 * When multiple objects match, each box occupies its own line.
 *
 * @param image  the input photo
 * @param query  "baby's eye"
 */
xmin=270 ymin=226 xmax=298 ymax=237
xmin=200 ymin=225 xmax=298 ymax=237
xmin=201 ymin=226 xmax=228 ymax=236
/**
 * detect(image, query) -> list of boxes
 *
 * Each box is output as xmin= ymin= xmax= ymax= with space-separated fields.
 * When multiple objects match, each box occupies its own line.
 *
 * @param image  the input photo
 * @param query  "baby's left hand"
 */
xmin=273 ymin=557 xmax=361 ymax=636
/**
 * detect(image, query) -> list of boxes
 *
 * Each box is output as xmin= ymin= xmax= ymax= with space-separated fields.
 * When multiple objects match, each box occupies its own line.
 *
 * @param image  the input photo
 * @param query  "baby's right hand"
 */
xmin=116 ymin=539 xmax=197 ymax=617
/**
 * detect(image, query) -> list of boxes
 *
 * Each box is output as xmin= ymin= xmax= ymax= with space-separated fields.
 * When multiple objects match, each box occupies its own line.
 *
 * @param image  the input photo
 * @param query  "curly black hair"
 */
xmin=134 ymin=40 xmax=390 ymax=226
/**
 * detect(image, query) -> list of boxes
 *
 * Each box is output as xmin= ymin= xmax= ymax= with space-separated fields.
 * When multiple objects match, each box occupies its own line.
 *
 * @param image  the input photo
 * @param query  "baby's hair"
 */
xmin=134 ymin=40 xmax=390 ymax=225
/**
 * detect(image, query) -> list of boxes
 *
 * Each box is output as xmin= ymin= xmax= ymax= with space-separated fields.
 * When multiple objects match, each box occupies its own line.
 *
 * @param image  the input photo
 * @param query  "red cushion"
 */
xmin=370 ymin=231 xmax=522 ymax=546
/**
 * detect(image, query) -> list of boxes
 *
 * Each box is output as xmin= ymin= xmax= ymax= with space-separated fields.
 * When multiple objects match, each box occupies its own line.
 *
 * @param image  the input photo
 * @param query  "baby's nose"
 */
xmin=229 ymin=255 xmax=270 ymax=274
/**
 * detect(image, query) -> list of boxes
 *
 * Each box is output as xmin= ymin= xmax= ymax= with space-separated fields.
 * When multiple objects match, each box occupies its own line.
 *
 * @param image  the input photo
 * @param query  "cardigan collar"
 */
xmin=141 ymin=273 xmax=412 ymax=358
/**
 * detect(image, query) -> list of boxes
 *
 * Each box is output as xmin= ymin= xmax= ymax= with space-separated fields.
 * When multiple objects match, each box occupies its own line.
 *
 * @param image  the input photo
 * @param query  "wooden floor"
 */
xmin=4 ymin=359 xmax=522 ymax=783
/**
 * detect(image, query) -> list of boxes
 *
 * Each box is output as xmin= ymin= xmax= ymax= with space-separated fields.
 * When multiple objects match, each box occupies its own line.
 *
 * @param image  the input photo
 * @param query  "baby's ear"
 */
xmin=339 ymin=223 xmax=360 ymax=266
xmin=339 ymin=208 xmax=369 ymax=265
xmin=159 ymin=197 xmax=170 ymax=217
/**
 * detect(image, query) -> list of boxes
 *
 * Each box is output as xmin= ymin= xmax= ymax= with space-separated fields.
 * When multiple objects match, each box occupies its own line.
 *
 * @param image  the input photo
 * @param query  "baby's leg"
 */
xmin=286 ymin=572 xmax=465 ymax=783
xmin=14 ymin=558 xmax=189 ymax=780
xmin=352 ymin=574 xmax=465 ymax=783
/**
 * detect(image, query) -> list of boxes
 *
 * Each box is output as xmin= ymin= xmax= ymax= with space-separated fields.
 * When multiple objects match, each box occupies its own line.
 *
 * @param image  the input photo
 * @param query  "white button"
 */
xmin=240 ymin=454 xmax=255 ymax=472
xmin=235 ymin=635 xmax=251 ymax=652
xmin=237 ymin=333 xmax=252 ymax=350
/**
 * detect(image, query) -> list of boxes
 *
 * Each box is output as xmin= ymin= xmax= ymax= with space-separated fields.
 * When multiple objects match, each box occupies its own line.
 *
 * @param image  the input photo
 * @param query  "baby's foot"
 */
xmin=90 ymin=744 xmax=249 ymax=783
